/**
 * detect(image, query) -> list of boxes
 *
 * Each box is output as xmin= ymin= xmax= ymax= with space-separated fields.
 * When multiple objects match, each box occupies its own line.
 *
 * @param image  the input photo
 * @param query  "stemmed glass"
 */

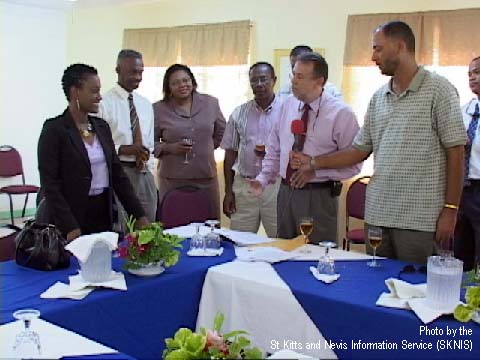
xmin=298 ymin=217 xmax=314 ymax=254
xmin=317 ymin=241 xmax=337 ymax=275
xmin=254 ymin=143 xmax=266 ymax=170
xmin=205 ymin=219 xmax=221 ymax=250
xmin=190 ymin=223 xmax=206 ymax=252
xmin=181 ymin=137 xmax=193 ymax=164
xmin=12 ymin=309 xmax=41 ymax=357
xmin=367 ymin=226 xmax=382 ymax=267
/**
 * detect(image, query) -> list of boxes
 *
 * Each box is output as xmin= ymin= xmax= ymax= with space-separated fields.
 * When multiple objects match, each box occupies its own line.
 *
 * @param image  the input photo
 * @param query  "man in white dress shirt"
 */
xmin=455 ymin=56 xmax=480 ymax=271
xmin=98 ymin=49 xmax=157 ymax=226
xmin=278 ymin=45 xmax=342 ymax=99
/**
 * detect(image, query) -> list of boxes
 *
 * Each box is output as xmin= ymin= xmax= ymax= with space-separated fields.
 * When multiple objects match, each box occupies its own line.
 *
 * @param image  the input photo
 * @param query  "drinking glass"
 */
xmin=254 ymin=143 xmax=266 ymax=170
xmin=190 ymin=223 xmax=206 ymax=252
xmin=205 ymin=219 xmax=221 ymax=250
xmin=181 ymin=137 xmax=193 ymax=164
xmin=317 ymin=241 xmax=337 ymax=275
xmin=299 ymin=217 xmax=314 ymax=254
xmin=367 ymin=226 xmax=382 ymax=267
xmin=12 ymin=309 xmax=41 ymax=357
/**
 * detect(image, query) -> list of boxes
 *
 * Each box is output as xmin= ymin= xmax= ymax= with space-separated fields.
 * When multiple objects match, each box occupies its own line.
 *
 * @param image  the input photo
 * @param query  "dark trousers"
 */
xmin=82 ymin=191 xmax=111 ymax=235
xmin=454 ymin=183 xmax=480 ymax=271
xmin=276 ymin=182 xmax=338 ymax=244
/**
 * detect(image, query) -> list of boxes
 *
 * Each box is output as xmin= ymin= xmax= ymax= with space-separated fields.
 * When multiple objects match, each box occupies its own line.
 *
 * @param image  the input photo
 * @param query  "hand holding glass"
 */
xmin=181 ymin=137 xmax=193 ymax=164
xmin=367 ymin=227 xmax=382 ymax=267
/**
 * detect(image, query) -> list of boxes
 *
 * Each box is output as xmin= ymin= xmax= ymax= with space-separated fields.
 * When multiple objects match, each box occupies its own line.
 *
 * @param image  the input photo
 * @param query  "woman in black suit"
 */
xmin=38 ymin=64 xmax=148 ymax=242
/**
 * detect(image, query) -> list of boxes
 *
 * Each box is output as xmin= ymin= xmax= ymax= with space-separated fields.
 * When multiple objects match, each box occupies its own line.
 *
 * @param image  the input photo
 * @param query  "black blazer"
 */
xmin=37 ymin=109 xmax=145 ymax=235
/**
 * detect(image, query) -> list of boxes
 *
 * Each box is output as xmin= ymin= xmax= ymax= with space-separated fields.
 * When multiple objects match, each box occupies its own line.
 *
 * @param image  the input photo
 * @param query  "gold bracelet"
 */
xmin=443 ymin=204 xmax=459 ymax=210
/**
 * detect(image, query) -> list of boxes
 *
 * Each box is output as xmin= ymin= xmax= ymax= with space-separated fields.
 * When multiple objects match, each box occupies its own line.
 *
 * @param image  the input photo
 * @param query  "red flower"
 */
xmin=118 ymin=246 xmax=129 ymax=258
xmin=125 ymin=234 xmax=137 ymax=245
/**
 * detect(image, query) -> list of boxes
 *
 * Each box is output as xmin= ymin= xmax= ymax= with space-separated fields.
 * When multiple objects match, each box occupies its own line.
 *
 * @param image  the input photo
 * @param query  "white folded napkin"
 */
xmin=309 ymin=266 xmax=340 ymax=284
xmin=66 ymin=232 xmax=118 ymax=263
xmin=41 ymin=282 xmax=94 ymax=300
xmin=40 ymin=271 xmax=126 ymax=300
xmin=187 ymin=247 xmax=224 ymax=257
xmin=69 ymin=271 xmax=127 ymax=291
xmin=376 ymin=278 xmax=454 ymax=324
xmin=235 ymin=246 xmax=295 ymax=263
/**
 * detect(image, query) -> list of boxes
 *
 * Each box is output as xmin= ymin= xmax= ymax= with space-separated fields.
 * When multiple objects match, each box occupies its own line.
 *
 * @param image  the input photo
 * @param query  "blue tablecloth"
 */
xmin=1 ymin=241 xmax=235 ymax=359
xmin=273 ymin=259 xmax=479 ymax=359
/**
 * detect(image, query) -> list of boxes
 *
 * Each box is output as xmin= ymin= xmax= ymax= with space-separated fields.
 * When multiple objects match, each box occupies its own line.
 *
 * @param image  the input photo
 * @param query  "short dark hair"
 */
xmin=378 ymin=21 xmax=415 ymax=53
xmin=162 ymin=64 xmax=197 ymax=101
xmin=249 ymin=62 xmax=275 ymax=78
xmin=117 ymin=49 xmax=142 ymax=65
xmin=61 ymin=63 xmax=98 ymax=101
xmin=290 ymin=45 xmax=313 ymax=58
xmin=471 ymin=56 xmax=480 ymax=63
xmin=297 ymin=52 xmax=328 ymax=83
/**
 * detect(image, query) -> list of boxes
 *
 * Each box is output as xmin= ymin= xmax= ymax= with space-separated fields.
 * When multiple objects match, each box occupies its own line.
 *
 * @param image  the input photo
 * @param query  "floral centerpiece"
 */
xmin=163 ymin=313 xmax=263 ymax=360
xmin=118 ymin=217 xmax=183 ymax=270
xmin=454 ymin=271 xmax=480 ymax=322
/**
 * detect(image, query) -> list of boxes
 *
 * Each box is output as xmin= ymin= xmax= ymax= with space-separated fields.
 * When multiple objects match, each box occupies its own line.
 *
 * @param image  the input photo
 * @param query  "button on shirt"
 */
xmin=256 ymin=92 xmax=361 ymax=187
xmin=353 ymin=67 xmax=467 ymax=232
xmin=97 ymin=84 xmax=154 ymax=170
xmin=221 ymin=96 xmax=283 ymax=178
xmin=463 ymin=98 xmax=480 ymax=179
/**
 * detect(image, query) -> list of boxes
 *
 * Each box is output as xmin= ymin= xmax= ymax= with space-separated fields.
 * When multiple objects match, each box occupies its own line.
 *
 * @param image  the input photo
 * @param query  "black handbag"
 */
xmin=15 ymin=220 xmax=70 ymax=271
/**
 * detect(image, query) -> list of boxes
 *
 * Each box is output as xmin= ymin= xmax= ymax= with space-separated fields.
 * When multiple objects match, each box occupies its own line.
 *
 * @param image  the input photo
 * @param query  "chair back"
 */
xmin=0 ymin=145 xmax=24 ymax=178
xmin=158 ymin=185 xmax=216 ymax=229
xmin=346 ymin=176 xmax=370 ymax=220
xmin=0 ymin=224 xmax=21 ymax=262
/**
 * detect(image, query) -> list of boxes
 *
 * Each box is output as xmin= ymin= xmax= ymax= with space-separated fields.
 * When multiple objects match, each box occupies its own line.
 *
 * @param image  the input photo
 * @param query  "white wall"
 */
xmin=0 ymin=2 xmax=68 ymax=213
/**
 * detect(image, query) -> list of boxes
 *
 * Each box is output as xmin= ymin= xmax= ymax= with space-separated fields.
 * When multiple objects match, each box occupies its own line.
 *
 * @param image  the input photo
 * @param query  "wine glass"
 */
xmin=181 ymin=137 xmax=193 ymax=164
xmin=205 ymin=219 xmax=221 ymax=250
xmin=367 ymin=226 xmax=382 ymax=267
xmin=318 ymin=241 xmax=337 ymax=275
xmin=298 ymin=217 xmax=314 ymax=254
xmin=12 ymin=309 xmax=41 ymax=357
xmin=190 ymin=223 xmax=206 ymax=252
xmin=254 ymin=143 xmax=266 ymax=170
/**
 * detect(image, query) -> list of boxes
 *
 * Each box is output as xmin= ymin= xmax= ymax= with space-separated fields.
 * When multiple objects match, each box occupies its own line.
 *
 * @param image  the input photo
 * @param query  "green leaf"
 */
xmin=174 ymin=328 xmax=193 ymax=346
xmin=213 ymin=312 xmax=224 ymax=332
xmin=165 ymin=348 xmax=193 ymax=360
xmin=184 ymin=333 xmax=206 ymax=354
xmin=465 ymin=287 xmax=480 ymax=309
xmin=138 ymin=230 xmax=155 ymax=245
xmin=454 ymin=304 xmax=475 ymax=322
xmin=243 ymin=347 xmax=263 ymax=359
xmin=223 ymin=330 xmax=248 ymax=339
xmin=165 ymin=338 xmax=180 ymax=350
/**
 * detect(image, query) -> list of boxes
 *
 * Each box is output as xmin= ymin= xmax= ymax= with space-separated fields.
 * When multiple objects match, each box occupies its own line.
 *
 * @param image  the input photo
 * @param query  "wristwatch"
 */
xmin=310 ymin=157 xmax=316 ymax=170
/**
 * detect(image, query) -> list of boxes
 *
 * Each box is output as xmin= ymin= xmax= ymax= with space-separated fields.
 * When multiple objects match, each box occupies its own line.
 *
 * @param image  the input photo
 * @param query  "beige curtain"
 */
xmin=123 ymin=20 xmax=250 ymax=67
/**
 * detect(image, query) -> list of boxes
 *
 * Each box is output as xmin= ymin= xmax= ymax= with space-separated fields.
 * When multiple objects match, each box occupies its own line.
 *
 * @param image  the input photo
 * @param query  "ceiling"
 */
xmin=1 ymin=0 xmax=161 ymax=10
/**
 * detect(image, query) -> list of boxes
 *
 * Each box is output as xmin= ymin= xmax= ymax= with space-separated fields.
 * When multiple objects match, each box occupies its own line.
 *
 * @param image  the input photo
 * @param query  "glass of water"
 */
xmin=12 ymin=309 xmax=41 ymax=358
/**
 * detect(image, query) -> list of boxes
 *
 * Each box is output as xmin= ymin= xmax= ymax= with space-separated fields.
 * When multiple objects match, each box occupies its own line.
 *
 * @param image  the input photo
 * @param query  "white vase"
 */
xmin=127 ymin=261 xmax=165 ymax=277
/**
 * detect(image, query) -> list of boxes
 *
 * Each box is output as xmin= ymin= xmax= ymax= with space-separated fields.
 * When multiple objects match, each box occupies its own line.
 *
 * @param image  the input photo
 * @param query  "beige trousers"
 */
xmin=230 ymin=174 xmax=280 ymax=238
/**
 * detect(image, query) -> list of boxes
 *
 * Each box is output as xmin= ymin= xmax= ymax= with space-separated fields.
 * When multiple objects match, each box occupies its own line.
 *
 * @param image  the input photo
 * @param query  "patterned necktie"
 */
xmin=465 ymin=103 xmax=479 ymax=180
xmin=285 ymin=104 xmax=311 ymax=184
xmin=128 ymin=93 xmax=143 ymax=146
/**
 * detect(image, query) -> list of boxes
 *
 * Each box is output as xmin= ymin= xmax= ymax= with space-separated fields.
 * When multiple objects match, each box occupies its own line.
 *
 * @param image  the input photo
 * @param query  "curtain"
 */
xmin=123 ymin=20 xmax=251 ymax=67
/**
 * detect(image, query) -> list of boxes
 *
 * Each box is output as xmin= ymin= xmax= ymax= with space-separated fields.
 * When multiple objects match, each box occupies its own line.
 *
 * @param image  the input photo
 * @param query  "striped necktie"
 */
xmin=465 ymin=103 xmax=479 ymax=180
xmin=128 ymin=93 xmax=143 ymax=146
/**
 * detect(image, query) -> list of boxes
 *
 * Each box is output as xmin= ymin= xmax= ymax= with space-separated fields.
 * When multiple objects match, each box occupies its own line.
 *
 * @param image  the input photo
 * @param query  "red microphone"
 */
xmin=291 ymin=119 xmax=305 ymax=152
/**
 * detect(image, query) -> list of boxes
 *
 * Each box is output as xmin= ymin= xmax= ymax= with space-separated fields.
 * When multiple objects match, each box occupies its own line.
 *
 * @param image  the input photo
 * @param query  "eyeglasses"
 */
xmin=398 ymin=264 xmax=427 ymax=280
xmin=170 ymin=78 xmax=192 ymax=88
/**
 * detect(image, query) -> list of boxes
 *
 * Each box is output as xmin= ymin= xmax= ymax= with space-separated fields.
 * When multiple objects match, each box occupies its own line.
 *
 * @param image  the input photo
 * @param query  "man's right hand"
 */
xmin=119 ymin=144 xmax=148 ymax=158
xmin=66 ymin=228 xmax=81 ymax=242
xmin=248 ymin=179 xmax=264 ymax=197
xmin=223 ymin=192 xmax=236 ymax=217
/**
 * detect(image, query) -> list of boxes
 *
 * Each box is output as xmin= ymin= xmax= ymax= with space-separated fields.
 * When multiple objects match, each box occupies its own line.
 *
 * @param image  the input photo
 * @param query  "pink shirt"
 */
xmin=256 ymin=93 xmax=361 ymax=187
xmin=221 ymin=96 xmax=283 ymax=178
xmin=84 ymin=136 xmax=109 ymax=195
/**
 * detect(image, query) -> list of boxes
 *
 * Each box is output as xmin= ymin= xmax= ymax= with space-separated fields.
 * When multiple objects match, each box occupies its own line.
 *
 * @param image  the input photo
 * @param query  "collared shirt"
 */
xmin=84 ymin=136 xmax=108 ymax=196
xmin=279 ymin=81 xmax=342 ymax=99
xmin=221 ymin=96 xmax=283 ymax=178
xmin=353 ymin=66 xmax=467 ymax=232
xmin=153 ymin=92 xmax=226 ymax=179
xmin=463 ymin=98 xmax=480 ymax=180
xmin=256 ymin=92 xmax=361 ymax=187
xmin=97 ymin=83 xmax=154 ymax=170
